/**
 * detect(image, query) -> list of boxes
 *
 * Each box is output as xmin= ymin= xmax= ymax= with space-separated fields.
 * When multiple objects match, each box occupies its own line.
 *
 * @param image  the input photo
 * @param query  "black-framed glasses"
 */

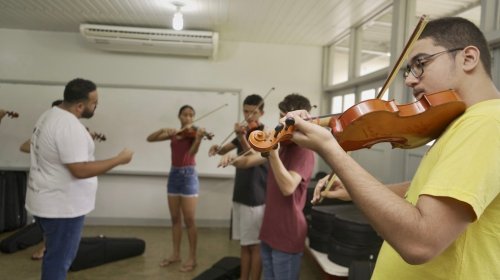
xmin=404 ymin=48 xmax=464 ymax=79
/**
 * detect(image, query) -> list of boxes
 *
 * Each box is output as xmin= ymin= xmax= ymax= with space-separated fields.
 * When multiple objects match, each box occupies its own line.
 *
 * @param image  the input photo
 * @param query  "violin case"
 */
xmin=329 ymin=205 xmax=382 ymax=247
xmin=327 ymin=237 xmax=381 ymax=267
xmin=193 ymin=256 xmax=241 ymax=280
xmin=0 ymin=222 xmax=43 ymax=253
xmin=0 ymin=171 xmax=28 ymax=233
xmin=308 ymin=204 xmax=383 ymax=267
xmin=348 ymin=260 xmax=376 ymax=280
xmin=308 ymin=204 xmax=355 ymax=253
xmin=69 ymin=235 xmax=145 ymax=271
xmin=307 ymin=226 xmax=330 ymax=253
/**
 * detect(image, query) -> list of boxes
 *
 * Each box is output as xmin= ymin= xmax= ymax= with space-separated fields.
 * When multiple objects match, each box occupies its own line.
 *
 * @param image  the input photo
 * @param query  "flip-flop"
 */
xmin=159 ymin=258 xmax=181 ymax=267
xmin=179 ymin=262 xmax=197 ymax=272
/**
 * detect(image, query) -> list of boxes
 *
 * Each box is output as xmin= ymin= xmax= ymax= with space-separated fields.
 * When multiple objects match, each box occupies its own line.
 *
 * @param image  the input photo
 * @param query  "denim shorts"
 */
xmin=167 ymin=166 xmax=199 ymax=197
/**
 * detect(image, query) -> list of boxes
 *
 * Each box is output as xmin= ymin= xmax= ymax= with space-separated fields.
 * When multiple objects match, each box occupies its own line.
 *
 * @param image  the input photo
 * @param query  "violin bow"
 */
xmin=215 ymin=87 xmax=275 ymax=151
xmin=317 ymin=173 xmax=339 ymax=204
xmin=377 ymin=15 xmax=428 ymax=99
xmin=319 ymin=15 xmax=428 ymax=204
xmin=193 ymin=103 xmax=228 ymax=123
xmin=177 ymin=103 xmax=228 ymax=135
xmin=226 ymin=148 xmax=254 ymax=166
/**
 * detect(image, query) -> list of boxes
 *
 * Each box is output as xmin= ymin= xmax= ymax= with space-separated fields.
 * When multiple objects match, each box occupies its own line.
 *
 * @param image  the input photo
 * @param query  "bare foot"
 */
xmin=159 ymin=257 xmax=181 ymax=267
xmin=179 ymin=260 xmax=197 ymax=272
xmin=31 ymin=246 xmax=46 ymax=260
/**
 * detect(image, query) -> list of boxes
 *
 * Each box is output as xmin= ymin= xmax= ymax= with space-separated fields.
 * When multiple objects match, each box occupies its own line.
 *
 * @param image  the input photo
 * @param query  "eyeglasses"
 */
xmin=404 ymin=48 xmax=464 ymax=79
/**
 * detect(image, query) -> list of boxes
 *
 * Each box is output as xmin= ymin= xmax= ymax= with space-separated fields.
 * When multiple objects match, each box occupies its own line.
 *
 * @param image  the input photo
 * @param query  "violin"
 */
xmin=92 ymin=132 xmax=107 ymax=142
xmin=6 ymin=111 xmax=19 ymax=118
xmin=177 ymin=126 xmax=214 ymax=140
xmin=235 ymin=120 xmax=260 ymax=135
xmin=248 ymin=89 xmax=466 ymax=152
xmin=246 ymin=120 xmax=260 ymax=131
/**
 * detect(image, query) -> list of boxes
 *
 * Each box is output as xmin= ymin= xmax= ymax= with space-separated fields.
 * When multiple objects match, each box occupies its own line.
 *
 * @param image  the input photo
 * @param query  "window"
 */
xmin=360 ymin=89 xmax=375 ymax=101
xmin=331 ymin=95 xmax=343 ymax=114
xmin=360 ymin=8 xmax=392 ymax=76
xmin=343 ymin=93 xmax=355 ymax=109
xmin=331 ymin=92 xmax=355 ymax=114
xmin=329 ymin=35 xmax=350 ymax=85
xmin=378 ymin=87 xmax=389 ymax=100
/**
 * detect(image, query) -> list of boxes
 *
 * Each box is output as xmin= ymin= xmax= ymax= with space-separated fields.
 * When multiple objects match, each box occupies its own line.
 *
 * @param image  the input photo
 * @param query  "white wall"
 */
xmin=0 ymin=28 xmax=323 ymax=227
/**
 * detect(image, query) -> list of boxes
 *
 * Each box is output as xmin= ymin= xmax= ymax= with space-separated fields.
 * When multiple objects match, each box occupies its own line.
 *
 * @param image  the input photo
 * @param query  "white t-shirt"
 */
xmin=25 ymin=106 xmax=97 ymax=218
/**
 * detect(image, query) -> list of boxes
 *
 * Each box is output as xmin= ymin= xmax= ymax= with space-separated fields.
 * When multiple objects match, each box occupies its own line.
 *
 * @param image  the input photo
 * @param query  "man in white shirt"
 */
xmin=25 ymin=78 xmax=134 ymax=280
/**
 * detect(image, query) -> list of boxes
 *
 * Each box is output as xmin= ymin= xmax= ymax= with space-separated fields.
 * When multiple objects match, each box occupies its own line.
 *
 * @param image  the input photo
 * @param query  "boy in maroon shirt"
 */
xmin=220 ymin=93 xmax=315 ymax=279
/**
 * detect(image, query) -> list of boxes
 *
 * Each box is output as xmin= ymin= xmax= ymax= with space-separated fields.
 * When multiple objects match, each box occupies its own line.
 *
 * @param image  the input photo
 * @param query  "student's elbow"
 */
xmin=398 ymin=242 xmax=439 ymax=265
xmin=280 ymin=188 xmax=295 ymax=196
xmin=279 ymin=183 xmax=297 ymax=196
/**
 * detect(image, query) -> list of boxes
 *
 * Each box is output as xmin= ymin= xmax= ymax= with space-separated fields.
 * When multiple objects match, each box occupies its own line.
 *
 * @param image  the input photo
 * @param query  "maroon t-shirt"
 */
xmin=259 ymin=143 xmax=315 ymax=253
xmin=170 ymin=136 xmax=196 ymax=167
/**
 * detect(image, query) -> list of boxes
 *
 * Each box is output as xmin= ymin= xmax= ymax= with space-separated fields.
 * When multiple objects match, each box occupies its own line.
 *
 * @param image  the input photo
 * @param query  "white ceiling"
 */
xmin=0 ymin=0 xmax=480 ymax=47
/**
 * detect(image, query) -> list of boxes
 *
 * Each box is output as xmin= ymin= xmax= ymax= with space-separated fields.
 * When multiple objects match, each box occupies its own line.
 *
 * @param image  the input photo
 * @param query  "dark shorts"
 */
xmin=167 ymin=166 xmax=199 ymax=197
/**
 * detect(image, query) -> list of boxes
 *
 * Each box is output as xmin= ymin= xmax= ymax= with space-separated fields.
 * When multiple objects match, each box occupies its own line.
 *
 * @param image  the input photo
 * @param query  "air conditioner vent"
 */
xmin=80 ymin=24 xmax=218 ymax=59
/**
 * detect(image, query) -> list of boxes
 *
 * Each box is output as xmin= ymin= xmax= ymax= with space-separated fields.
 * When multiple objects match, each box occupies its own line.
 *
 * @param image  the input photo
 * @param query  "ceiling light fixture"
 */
xmin=172 ymin=3 xmax=184 ymax=31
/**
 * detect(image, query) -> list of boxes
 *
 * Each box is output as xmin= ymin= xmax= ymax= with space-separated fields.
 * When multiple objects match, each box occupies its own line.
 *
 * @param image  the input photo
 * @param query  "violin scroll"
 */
xmin=248 ymin=118 xmax=295 ymax=152
xmin=92 ymin=132 xmax=107 ymax=142
xmin=201 ymin=131 xmax=215 ymax=140
xmin=6 ymin=111 xmax=19 ymax=118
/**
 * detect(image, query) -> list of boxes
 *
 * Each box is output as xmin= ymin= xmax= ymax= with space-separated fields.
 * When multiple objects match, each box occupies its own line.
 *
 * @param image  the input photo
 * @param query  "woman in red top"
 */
xmin=147 ymin=105 xmax=206 ymax=272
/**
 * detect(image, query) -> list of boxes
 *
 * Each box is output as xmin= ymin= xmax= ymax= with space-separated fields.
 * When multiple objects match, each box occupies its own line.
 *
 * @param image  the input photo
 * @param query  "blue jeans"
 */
xmin=35 ymin=216 xmax=85 ymax=280
xmin=260 ymin=241 xmax=303 ymax=280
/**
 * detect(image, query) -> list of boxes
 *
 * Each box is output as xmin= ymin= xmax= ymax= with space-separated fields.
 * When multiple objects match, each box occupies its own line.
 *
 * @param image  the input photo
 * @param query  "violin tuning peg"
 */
xmin=274 ymin=123 xmax=284 ymax=138
xmin=260 ymin=151 xmax=270 ymax=158
xmin=285 ymin=117 xmax=295 ymax=130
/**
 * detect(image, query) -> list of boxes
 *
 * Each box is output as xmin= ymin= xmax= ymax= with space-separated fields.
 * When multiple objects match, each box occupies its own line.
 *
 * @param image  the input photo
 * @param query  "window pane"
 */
xmin=329 ymin=35 xmax=350 ymax=85
xmin=360 ymin=89 xmax=376 ymax=101
xmin=378 ymin=87 xmax=389 ymax=101
xmin=331 ymin=96 xmax=343 ymax=114
xmin=360 ymin=8 xmax=392 ymax=76
xmin=343 ymin=93 xmax=355 ymax=110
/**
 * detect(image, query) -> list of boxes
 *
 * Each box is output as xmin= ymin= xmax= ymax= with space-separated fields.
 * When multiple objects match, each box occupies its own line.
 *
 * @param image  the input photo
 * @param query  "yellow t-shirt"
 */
xmin=372 ymin=99 xmax=500 ymax=280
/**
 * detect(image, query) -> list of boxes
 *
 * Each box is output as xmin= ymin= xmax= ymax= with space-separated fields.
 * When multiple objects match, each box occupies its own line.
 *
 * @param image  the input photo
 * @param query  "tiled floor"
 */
xmin=0 ymin=225 xmax=324 ymax=280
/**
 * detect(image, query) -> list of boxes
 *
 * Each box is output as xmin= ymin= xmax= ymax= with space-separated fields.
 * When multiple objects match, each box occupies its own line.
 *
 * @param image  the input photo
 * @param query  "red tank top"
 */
xmin=170 ymin=136 xmax=196 ymax=167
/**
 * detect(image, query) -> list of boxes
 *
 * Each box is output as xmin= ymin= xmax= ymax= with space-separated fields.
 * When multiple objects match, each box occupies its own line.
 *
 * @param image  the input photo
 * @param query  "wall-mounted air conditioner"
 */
xmin=79 ymin=24 xmax=219 ymax=59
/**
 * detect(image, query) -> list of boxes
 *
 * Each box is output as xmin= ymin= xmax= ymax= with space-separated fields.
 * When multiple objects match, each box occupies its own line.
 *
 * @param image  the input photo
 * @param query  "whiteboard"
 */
xmin=0 ymin=82 xmax=240 ymax=177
